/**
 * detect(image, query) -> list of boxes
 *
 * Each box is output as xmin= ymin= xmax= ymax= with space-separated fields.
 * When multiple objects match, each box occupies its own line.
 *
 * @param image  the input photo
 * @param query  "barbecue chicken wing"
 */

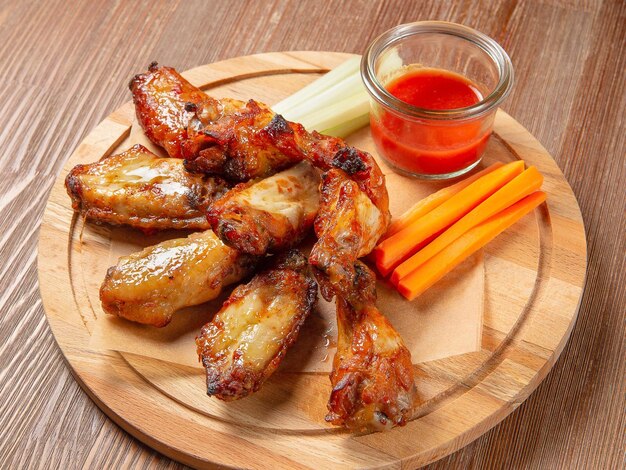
xmin=183 ymin=99 xmax=302 ymax=181
xmin=100 ymin=230 xmax=256 ymax=327
xmin=122 ymin=64 xmax=414 ymax=432
xmin=196 ymin=250 xmax=317 ymax=400
xmin=65 ymin=144 xmax=229 ymax=232
xmin=129 ymin=62 xmax=232 ymax=159
xmin=309 ymin=168 xmax=387 ymax=308
xmin=207 ymin=161 xmax=320 ymax=255
xmin=326 ymin=297 xmax=417 ymax=431
xmin=177 ymin=86 xmax=391 ymax=304
xmin=130 ymin=62 xmax=298 ymax=180
xmin=262 ymin=118 xmax=391 ymax=305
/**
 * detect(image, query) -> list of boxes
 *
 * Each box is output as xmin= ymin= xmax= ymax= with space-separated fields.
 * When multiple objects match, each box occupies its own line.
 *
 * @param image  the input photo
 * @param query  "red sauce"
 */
xmin=370 ymin=68 xmax=492 ymax=176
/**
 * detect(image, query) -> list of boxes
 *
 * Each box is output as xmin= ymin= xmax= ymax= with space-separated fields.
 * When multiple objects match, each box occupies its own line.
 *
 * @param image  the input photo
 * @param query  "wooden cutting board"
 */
xmin=37 ymin=51 xmax=587 ymax=469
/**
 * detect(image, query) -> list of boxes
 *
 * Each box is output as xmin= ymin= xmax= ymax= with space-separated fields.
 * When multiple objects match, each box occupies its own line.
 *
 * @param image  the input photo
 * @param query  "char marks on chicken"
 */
xmin=196 ymin=250 xmax=317 ymax=400
xmin=65 ymin=62 xmax=419 ymax=432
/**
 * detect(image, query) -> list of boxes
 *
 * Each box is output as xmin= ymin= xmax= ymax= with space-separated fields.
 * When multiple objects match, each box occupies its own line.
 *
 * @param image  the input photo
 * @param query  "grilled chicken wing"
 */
xmin=176 ymin=85 xmax=391 ymax=304
xmin=196 ymin=250 xmax=317 ymax=400
xmin=207 ymin=161 xmax=320 ymax=255
xmin=124 ymin=65 xmax=413 ymax=432
xmin=326 ymin=297 xmax=417 ymax=431
xmin=130 ymin=62 xmax=298 ymax=180
xmin=267 ymin=117 xmax=390 ymax=215
xmin=309 ymin=168 xmax=387 ymax=308
xmin=183 ymin=99 xmax=302 ymax=181
xmin=129 ymin=62 xmax=219 ymax=159
xmin=261 ymin=105 xmax=415 ymax=430
xmin=100 ymin=230 xmax=256 ymax=327
xmin=65 ymin=144 xmax=229 ymax=232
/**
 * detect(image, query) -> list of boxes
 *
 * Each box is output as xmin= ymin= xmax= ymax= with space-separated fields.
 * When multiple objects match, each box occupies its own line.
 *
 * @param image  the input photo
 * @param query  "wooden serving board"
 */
xmin=38 ymin=52 xmax=587 ymax=469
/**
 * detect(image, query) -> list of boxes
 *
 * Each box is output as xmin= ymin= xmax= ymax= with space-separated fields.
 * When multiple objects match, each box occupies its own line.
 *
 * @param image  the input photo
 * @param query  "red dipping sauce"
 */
xmin=370 ymin=68 xmax=493 ymax=177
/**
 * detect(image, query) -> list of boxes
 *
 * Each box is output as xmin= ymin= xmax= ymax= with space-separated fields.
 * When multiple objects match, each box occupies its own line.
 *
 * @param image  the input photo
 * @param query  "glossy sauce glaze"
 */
xmin=196 ymin=250 xmax=317 ymax=401
xmin=65 ymin=144 xmax=230 ymax=231
xmin=100 ymin=230 xmax=256 ymax=327
xmin=207 ymin=161 xmax=321 ymax=255
xmin=370 ymin=68 xmax=491 ymax=176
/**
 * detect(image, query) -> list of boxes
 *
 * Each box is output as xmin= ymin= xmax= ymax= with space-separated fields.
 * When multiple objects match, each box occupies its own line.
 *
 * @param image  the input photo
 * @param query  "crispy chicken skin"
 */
xmin=182 ymin=98 xmax=391 ymax=303
xmin=183 ymin=100 xmax=302 ymax=181
xmin=326 ymin=297 xmax=417 ymax=431
xmin=129 ymin=62 xmax=297 ymax=179
xmin=165 ymin=70 xmax=413 ymax=429
xmin=129 ymin=62 xmax=242 ymax=159
xmin=207 ymin=161 xmax=320 ymax=255
xmin=65 ymin=144 xmax=229 ymax=232
xmin=196 ymin=250 xmax=317 ymax=400
xmin=267 ymin=116 xmax=390 ymax=214
xmin=262 ymin=103 xmax=415 ymax=431
xmin=117 ymin=65 xmax=414 ymax=431
xmin=309 ymin=169 xmax=387 ymax=308
xmin=100 ymin=230 xmax=256 ymax=327
xmin=174 ymin=80 xmax=391 ymax=303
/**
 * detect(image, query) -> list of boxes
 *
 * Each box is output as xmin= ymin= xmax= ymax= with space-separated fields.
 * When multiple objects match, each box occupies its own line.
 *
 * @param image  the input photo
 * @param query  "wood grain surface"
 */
xmin=0 ymin=1 xmax=623 ymax=469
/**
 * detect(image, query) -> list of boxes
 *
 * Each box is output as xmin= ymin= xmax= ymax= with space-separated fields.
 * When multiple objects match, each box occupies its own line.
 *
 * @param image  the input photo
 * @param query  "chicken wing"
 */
xmin=326 ymin=297 xmax=417 ymax=431
xmin=309 ymin=168 xmax=387 ymax=308
xmin=65 ymin=144 xmax=230 ymax=232
xmin=126 ymin=65 xmax=414 ymax=432
xmin=196 ymin=250 xmax=317 ymax=400
xmin=207 ymin=161 xmax=320 ymax=255
xmin=100 ymin=230 xmax=257 ymax=327
xmin=178 ymin=90 xmax=391 ymax=304
xmin=129 ymin=62 xmax=244 ymax=159
xmin=183 ymin=99 xmax=302 ymax=181
xmin=130 ymin=62 xmax=298 ymax=180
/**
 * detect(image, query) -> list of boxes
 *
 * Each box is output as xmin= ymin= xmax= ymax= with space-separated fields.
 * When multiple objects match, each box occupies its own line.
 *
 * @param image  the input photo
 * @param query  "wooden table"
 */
xmin=0 ymin=1 xmax=623 ymax=468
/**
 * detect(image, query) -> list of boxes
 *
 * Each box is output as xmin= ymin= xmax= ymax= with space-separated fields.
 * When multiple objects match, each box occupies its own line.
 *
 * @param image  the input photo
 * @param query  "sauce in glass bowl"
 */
xmin=361 ymin=22 xmax=514 ymax=179
xmin=370 ymin=67 xmax=492 ymax=176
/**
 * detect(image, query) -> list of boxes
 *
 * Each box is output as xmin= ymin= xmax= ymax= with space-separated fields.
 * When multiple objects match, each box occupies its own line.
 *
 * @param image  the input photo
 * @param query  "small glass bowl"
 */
xmin=361 ymin=21 xmax=514 ymax=179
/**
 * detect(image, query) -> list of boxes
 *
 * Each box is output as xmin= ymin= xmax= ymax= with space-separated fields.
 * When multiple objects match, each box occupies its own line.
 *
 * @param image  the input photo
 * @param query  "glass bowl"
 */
xmin=361 ymin=21 xmax=514 ymax=179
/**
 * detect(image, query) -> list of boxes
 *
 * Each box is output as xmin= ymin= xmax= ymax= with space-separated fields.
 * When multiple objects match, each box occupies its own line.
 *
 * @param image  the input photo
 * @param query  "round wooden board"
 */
xmin=38 ymin=52 xmax=587 ymax=469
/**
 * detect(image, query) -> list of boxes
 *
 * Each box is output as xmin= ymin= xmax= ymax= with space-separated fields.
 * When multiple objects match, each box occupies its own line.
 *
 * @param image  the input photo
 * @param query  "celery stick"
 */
xmin=296 ymin=94 xmax=370 ymax=134
xmin=283 ymin=74 xmax=364 ymax=122
xmin=320 ymin=114 xmax=371 ymax=138
xmin=272 ymin=55 xmax=375 ymax=138
xmin=272 ymin=56 xmax=361 ymax=115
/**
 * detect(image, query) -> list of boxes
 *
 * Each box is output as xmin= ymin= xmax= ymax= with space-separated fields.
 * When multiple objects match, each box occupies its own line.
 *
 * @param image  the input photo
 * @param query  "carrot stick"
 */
xmin=374 ymin=160 xmax=525 ymax=276
xmin=384 ymin=162 xmax=504 ymax=239
xmin=391 ymin=166 xmax=543 ymax=284
xmin=396 ymin=191 xmax=546 ymax=300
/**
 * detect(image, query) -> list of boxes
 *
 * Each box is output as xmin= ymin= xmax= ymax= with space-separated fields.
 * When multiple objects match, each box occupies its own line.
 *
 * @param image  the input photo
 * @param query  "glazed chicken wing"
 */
xmin=196 ymin=250 xmax=317 ymax=400
xmin=207 ymin=161 xmax=320 ymax=255
xmin=130 ymin=62 xmax=298 ymax=180
xmin=183 ymin=99 xmax=302 ymax=181
xmin=65 ymin=144 xmax=229 ymax=232
xmin=129 ymin=62 xmax=223 ymax=159
xmin=123 ymin=64 xmax=414 ymax=432
xmin=178 ymin=90 xmax=390 ymax=304
xmin=309 ymin=168 xmax=387 ymax=308
xmin=270 ymin=125 xmax=390 ymax=307
xmin=326 ymin=297 xmax=417 ymax=431
xmin=100 ymin=230 xmax=256 ymax=327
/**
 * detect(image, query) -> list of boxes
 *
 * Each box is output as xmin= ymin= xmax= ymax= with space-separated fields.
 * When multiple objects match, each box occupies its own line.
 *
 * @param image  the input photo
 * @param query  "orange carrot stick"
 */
xmin=384 ymin=162 xmax=504 ymax=239
xmin=396 ymin=191 xmax=546 ymax=300
xmin=374 ymin=160 xmax=524 ymax=276
xmin=391 ymin=166 xmax=543 ymax=284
